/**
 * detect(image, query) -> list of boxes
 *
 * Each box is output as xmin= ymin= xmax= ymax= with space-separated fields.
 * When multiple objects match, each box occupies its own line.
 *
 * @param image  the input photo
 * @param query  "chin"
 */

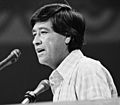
xmin=38 ymin=58 xmax=49 ymax=65
xmin=38 ymin=59 xmax=46 ymax=65
xmin=39 ymin=61 xmax=54 ymax=69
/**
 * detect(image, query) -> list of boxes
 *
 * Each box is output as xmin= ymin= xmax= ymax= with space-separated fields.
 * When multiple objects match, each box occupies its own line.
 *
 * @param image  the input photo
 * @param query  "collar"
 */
xmin=55 ymin=49 xmax=84 ymax=80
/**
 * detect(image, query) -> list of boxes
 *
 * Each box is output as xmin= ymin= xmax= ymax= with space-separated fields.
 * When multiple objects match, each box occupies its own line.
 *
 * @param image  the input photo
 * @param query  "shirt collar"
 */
xmin=56 ymin=49 xmax=84 ymax=80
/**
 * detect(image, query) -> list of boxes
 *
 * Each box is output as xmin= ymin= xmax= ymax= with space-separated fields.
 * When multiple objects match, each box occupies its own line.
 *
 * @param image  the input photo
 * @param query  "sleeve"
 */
xmin=75 ymin=61 xmax=116 ymax=100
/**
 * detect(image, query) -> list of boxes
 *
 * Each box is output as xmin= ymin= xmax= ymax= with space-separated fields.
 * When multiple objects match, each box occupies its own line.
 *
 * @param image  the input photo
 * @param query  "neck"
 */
xmin=51 ymin=51 xmax=70 ymax=70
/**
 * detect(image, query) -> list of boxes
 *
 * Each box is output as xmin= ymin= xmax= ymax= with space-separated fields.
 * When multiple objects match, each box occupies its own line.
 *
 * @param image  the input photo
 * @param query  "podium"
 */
xmin=10 ymin=98 xmax=120 ymax=105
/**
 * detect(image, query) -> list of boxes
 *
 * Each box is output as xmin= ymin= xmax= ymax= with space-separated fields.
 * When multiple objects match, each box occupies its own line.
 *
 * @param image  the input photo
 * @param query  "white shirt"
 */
xmin=49 ymin=50 xmax=118 ymax=102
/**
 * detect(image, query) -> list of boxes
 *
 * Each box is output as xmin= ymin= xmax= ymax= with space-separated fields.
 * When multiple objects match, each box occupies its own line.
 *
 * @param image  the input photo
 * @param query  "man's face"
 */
xmin=32 ymin=20 xmax=69 ymax=69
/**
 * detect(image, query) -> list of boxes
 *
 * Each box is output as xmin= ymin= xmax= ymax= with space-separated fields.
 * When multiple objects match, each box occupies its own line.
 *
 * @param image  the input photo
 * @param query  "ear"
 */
xmin=65 ymin=37 xmax=71 ymax=44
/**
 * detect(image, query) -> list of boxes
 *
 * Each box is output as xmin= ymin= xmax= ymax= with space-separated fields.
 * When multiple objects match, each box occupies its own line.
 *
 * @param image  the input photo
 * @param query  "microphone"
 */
xmin=0 ymin=49 xmax=21 ymax=71
xmin=22 ymin=79 xmax=50 ymax=104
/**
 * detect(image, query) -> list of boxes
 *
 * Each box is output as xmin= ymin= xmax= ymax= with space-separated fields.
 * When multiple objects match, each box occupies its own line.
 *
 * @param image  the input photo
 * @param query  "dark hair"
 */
xmin=30 ymin=3 xmax=85 ymax=52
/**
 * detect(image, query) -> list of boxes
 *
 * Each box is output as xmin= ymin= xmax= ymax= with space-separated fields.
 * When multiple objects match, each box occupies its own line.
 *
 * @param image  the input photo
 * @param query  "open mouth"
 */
xmin=36 ymin=48 xmax=45 ymax=53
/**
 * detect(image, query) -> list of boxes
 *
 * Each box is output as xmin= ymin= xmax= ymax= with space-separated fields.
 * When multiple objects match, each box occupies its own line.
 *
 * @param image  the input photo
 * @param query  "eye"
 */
xmin=41 ymin=30 xmax=48 ymax=34
xmin=40 ymin=30 xmax=48 ymax=36
xmin=32 ymin=32 xmax=37 ymax=37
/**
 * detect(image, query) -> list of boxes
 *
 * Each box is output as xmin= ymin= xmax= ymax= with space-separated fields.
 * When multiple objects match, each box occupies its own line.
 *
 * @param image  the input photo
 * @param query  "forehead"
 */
xmin=32 ymin=20 xmax=53 ymax=31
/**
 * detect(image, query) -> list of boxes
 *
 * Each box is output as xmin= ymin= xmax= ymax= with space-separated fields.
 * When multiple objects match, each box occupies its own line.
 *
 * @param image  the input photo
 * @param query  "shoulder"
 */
xmin=77 ymin=56 xmax=106 ymax=78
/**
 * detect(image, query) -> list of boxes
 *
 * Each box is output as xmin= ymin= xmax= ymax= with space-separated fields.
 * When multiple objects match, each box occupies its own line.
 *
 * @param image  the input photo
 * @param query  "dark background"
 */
xmin=0 ymin=0 xmax=120 ymax=104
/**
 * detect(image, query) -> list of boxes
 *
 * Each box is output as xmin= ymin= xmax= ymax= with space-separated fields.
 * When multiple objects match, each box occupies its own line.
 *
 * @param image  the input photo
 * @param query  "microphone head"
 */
xmin=40 ymin=79 xmax=49 ymax=85
xmin=40 ymin=79 xmax=50 ymax=89
xmin=34 ymin=79 xmax=50 ymax=96
xmin=10 ymin=49 xmax=21 ymax=63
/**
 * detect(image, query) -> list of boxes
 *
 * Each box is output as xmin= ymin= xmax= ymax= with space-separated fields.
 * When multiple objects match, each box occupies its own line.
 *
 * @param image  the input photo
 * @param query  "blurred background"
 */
xmin=0 ymin=0 xmax=120 ymax=104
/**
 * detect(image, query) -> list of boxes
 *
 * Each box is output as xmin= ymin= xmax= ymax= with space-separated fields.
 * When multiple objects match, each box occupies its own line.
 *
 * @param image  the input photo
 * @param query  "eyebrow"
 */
xmin=32 ymin=27 xmax=50 ymax=33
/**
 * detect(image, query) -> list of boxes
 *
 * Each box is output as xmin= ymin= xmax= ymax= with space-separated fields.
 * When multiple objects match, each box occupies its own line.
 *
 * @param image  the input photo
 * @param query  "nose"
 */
xmin=32 ymin=35 xmax=42 ymax=46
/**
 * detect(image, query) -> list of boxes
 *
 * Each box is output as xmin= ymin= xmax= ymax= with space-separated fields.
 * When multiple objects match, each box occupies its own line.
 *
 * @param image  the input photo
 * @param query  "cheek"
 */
xmin=48 ymin=39 xmax=58 ymax=53
xmin=45 ymin=35 xmax=66 ymax=56
xmin=45 ymin=37 xmax=56 ymax=54
xmin=50 ymin=38 xmax=66 ymax=55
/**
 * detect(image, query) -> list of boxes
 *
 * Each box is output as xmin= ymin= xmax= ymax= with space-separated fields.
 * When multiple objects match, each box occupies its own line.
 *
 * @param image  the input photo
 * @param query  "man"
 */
xmin=30 ymin=3 xmax=118 ymax=102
